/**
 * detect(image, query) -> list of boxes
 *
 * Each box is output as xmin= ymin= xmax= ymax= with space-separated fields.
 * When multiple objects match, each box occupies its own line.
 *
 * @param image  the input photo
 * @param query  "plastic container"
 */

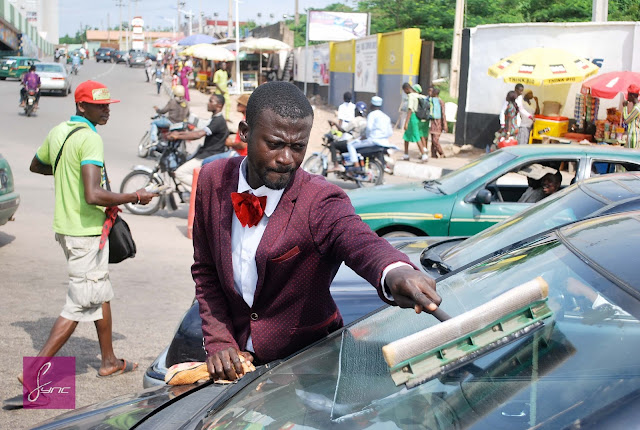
xmin=533 ymin=115 xmax=569 ymax=139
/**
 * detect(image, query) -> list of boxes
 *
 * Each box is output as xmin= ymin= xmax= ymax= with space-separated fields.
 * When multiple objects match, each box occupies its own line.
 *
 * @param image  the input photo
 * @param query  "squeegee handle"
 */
xmin=431 ymin=307 xmax=451 ymax=322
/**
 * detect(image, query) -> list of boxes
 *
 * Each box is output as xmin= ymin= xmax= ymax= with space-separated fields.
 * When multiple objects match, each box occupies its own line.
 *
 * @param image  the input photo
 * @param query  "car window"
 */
xmin=589 ymin=159 xmax=640 ymax=176
xmin=441 ymin=184 xmax=605 ymax=268
xmin=437 ymin=151 xmax=517 ymax=194
xmin=200 ymin=237 xmax=640 ymax=429
xmin=35 ymin=64 xmax=65 ymax=73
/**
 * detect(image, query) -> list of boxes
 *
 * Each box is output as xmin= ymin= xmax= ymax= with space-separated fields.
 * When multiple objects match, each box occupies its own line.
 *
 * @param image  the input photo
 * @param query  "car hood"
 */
xmin=348 ymin=182 xmax=443 ymax=212
xmin=33 ymin=383 xmax=210 ymax=429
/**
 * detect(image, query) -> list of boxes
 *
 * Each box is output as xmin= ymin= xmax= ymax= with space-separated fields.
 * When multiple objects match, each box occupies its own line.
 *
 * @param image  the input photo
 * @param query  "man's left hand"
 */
xmin=385 ymin=266 xmax=441 ymax=314
xmin=167 ymin=132 xmax=179 ymax=141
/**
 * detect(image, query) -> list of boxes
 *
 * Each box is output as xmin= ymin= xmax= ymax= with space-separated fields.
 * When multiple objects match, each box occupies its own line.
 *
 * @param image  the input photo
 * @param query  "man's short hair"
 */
xmin=402 ymin=82 xmax=411 ymax=90
xmin=29 ymin=65 xmax=36 ymax=71
xmin=515 ymin=83 xmax=524 ymax=91
xmin=246 ymin=82 xmax=313 ymax=128
xmin=214 ymin=93 xmax=225 ymax=107
xmin=343 ymin=91 xmax=352 ymax=102
xmin=432 ymin=88 xmax=441 ymax=96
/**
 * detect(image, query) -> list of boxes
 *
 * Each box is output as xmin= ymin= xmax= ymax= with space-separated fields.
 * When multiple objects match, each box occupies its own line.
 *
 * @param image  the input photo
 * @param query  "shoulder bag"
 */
xmin=54 ymin=127 xmax=136 ymax=264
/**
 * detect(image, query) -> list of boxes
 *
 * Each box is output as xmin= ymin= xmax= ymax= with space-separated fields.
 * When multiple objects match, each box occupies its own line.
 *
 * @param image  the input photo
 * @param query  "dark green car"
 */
xmin=0 ymin=154 xmax=20 ymax=226
xmin=351 ymin=145 xmax=640 ymax=237
xmin=0 ymin=56 xmax=40 ymax=80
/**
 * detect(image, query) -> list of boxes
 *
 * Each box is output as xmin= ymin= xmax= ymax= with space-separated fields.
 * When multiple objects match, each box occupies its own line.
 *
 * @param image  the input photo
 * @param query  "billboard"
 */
xmin=354 ymin=35 xmax=378 ymax=93
xmin=308 ymin=11 xmax=368 ymax=41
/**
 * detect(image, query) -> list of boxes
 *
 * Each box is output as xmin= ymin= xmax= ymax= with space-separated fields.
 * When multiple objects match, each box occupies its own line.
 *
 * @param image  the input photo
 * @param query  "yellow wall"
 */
xmin=330 ymin=40 xmax=355 ymax=74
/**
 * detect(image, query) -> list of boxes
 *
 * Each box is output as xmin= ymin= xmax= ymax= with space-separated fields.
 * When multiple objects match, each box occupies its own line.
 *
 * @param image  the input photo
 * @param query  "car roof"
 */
xmin=579 ymin=172 xmax=640 ymax=203
xmin=500 ymin=143 xmax=640 ymax=157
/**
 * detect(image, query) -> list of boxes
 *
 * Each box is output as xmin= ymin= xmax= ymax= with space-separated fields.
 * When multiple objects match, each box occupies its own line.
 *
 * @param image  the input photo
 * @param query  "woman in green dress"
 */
xmin=402 ymin=82 xmax=428 ymax=161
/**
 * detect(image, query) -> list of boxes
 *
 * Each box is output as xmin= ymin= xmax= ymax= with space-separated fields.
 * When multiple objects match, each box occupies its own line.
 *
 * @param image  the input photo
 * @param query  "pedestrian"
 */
xmin=25 ymin=80 xmax=156 ymax=383
xmin=337 ymin=91 xmax=355 ymax=128
xmin=623 ymin=84 xmax=640 ymax=149
xmin=213 ymin=62 xmax=231 ymax=119
xmin=493 ymin=90 xmax=520 ymax=152
xmin=202 ymin=93 xmax=251 ymax=165
xmin=401 ymin=83 xmax=428 ymax=161
xmin=428 ymin=87 xmax=447 ymax=158
xmin=191 ymin=82 xmax=441 ymax=381
xmin=180 ymin=60 xmax=192 ymax=101
xmin=517 ymin=89 xmax=539 ymax=145
xmin=363 ymin=96 xmax=394 ymax=150
xmin=144 ymin=56 xmax=153 ymax=82
xmin=154 ymin=62 xmax=164 ymax=94
xmin=168 ymin=94 xmax=229 ymax=196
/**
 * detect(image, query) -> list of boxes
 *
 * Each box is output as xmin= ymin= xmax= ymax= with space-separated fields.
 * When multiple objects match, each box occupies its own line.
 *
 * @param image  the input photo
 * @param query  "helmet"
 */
xmin=355 ymin=101 xmax=367 ymax=116
xmin=173 ymin=85 xmax=185 ymax=98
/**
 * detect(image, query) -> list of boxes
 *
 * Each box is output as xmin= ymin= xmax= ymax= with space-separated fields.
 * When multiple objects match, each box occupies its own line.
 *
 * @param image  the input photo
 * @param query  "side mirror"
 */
xmin=476 ymin=189 xmax=492 ymax=205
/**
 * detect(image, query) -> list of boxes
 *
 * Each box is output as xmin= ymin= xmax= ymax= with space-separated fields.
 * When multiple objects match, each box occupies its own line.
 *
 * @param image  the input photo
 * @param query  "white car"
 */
xmin=34 ymin=62 xmax=71 ymax=96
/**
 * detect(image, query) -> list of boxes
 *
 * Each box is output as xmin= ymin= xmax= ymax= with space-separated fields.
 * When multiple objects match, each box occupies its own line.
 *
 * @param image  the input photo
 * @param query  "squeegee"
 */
xmin=383 ymin=276 xmax=553 ymax=388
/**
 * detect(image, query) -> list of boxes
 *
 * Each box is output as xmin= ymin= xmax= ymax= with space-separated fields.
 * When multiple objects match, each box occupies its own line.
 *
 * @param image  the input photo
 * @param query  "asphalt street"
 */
xmin=0 ymin=60 xmax=203 ymax=428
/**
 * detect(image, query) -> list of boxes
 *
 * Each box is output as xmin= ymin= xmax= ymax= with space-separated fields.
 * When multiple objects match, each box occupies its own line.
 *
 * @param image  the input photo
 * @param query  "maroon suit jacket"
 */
xmin=192 ymin=156 xmax=413 ymax=363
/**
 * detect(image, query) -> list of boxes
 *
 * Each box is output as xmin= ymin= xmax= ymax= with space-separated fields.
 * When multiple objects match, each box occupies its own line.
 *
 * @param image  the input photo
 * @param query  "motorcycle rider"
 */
xmin=20 ymin=65 xmax=41 ymax=109
xmin=71 ymin=52 xmax=81 ymax=74
xmin=327 ymin=101 xmax=367 ymax=173
xmin=150 ymin=85 xmax=190 ymax=149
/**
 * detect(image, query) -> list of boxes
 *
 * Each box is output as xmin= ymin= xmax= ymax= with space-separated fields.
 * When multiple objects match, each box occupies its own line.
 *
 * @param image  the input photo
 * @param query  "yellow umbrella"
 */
xmin=488 ymin=47 xmax=599 ymax=86
xmin=181 ymin=43 xmax=235 ymax=61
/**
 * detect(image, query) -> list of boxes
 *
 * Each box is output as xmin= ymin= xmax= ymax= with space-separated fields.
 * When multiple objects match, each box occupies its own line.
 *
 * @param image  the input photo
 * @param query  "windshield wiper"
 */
xmin=421 ymin=248 xmax=452 ymax=274
xmin=422 ymin=180 xmax=446 ymax=194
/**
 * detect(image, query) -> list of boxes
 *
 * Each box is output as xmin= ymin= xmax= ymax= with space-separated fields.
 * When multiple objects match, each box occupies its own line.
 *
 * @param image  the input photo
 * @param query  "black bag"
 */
xmin=103 ymin=169 xmax=136 ymax=264
xmin=107 ymin=215 xmax=136 ymax=263
xmin=415 ymin=96 xmax=432 ymax=121
xmin=54 ymin=129 xmax=136 ymax=264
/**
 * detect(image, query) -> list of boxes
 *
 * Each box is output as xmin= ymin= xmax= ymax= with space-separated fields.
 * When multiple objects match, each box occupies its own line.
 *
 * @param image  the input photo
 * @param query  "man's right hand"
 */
xmin=135 ymin=188 xmax=158 ymax=205
xmin=206 ymin=347 xmax=254 ymax=381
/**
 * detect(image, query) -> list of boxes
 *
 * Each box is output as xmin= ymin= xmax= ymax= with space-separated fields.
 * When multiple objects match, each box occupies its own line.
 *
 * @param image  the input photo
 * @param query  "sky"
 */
xmin=59 ymin=0 xmax=357 ymax=36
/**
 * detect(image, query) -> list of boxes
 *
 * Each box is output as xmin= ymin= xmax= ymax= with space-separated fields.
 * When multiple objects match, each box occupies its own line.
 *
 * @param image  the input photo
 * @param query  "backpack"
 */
xmin=415 ymin=96 xmax=432 ymax=121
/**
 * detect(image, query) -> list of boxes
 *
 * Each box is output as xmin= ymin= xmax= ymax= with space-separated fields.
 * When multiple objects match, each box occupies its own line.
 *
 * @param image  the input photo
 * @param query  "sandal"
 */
xmin=96 ymin=359 xmax=138 ymax=378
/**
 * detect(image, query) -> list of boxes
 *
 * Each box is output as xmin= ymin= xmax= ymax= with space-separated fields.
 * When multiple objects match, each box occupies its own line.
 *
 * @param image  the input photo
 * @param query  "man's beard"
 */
xmin=261 ymin=166 xmax=296 ymax=190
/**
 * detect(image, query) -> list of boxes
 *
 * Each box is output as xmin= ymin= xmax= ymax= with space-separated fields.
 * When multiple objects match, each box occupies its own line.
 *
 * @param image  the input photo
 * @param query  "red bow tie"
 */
xmin=231 ymin=192 xmax=267 ymax=228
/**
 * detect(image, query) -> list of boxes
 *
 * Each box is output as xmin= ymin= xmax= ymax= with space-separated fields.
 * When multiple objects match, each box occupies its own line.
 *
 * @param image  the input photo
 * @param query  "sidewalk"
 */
xmin=181 ymin=83 xmax=483 ymax=180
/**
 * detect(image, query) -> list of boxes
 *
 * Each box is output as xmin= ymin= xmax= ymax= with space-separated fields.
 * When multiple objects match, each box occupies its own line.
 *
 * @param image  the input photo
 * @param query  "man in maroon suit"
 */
xmin=192 ymin=82 xmax=441 ymax=381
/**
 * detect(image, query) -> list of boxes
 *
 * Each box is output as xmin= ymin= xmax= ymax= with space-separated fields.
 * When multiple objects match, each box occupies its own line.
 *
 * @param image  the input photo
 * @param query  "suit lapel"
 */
xmin=218 ymin=157 xmax=242 ymax=295
xmin=254 ymin=169 xmax=303 ymax=301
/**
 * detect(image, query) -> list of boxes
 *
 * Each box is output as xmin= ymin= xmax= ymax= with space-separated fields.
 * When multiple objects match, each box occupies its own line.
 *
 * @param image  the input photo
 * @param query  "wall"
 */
xmin=251 ymin=22 xmax=295 ymax=48
xmin=458 ymin=22 xmax=640 ymax=148
xmin=0 ymin=0 xmax=53 ymax=55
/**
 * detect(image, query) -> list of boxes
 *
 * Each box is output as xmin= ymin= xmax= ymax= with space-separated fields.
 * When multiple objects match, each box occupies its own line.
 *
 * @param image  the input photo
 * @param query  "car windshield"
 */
xmin=435 ymin=150 xmax=517 ymax=194
xmin=199 ymin=234 xmax=640 ymax=429
xmin=2 ymin=59 xmax=16 ymax=65
xmin=35 ymin=64 xmax=65 ymax=73
xmin=439 ymin=183 xmax=605 ymax=269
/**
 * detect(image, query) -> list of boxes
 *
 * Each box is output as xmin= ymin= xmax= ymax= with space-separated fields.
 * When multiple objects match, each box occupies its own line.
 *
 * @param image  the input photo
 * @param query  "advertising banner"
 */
xmin=312 ymin=45 xmax=330 ymax=85
xmin=354 ymin=35 xmax=377 ymax=92
xmin=308 ymin=11 xmax=368 ymax=41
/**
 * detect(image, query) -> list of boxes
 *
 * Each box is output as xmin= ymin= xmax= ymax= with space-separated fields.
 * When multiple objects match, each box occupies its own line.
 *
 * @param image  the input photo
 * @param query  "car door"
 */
xmin=449 ymin=156 xmax=581 ymax=236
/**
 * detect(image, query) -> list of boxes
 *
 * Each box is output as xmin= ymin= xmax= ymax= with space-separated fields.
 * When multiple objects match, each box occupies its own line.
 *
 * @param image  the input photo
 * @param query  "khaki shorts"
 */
xmin=55 ymin=234 xmax=114 ymax=322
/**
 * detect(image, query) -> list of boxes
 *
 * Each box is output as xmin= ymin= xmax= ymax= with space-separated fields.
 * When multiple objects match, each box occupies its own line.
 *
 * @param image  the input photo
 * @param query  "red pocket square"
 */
xmin=271 ymin=246 xmax=300 ymax=263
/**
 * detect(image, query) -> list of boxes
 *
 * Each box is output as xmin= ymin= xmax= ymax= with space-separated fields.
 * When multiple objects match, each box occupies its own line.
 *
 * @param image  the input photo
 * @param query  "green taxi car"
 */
xmin=0 ymin=56 xmax=40 ymax=80
xmin=351 ymin=144 xmax=640 ymax=237
xmin=0 ymin=154 xmax=20 ymax=226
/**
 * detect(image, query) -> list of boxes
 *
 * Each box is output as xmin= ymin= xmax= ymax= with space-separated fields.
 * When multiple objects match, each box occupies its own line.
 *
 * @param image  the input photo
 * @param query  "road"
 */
xmin=0 ymin=60 xmax=414 ymax=427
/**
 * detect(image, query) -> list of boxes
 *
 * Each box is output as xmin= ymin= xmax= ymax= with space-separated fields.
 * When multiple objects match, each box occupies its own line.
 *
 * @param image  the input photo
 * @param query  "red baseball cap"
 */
xmin=628 ymin=84 xmax=640 ymax=95
xmin=74 ymin=80 xmax=120 ymax=104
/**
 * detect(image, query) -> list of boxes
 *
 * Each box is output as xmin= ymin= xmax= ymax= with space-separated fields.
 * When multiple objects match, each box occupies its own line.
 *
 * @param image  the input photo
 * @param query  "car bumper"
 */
xmin=40 ymin=81 xmax=68 ymax=90
xmin=0 ymin=192 xmax=20 ymax=226
xmin=143 ymin=346 xmax=169 ymax=388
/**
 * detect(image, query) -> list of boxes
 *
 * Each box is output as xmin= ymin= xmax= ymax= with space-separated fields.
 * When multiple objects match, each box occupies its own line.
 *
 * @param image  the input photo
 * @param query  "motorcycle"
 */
xmin=138 ymin=115 xmax=195 ymax=158
xmin=120 ymin=137 xmax=193 ymax=215
xmin=24 ymin=89 xmax=37 ymax=117
xmin=302 ymin=127 xmax=388 ymax=187
xmin=70 ymin=63 xmax=79 ymax=75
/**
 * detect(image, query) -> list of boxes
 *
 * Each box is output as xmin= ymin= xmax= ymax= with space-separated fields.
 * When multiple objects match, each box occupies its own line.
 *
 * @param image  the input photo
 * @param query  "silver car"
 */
xmin=34 ymin=62 xmax=71 ymax=96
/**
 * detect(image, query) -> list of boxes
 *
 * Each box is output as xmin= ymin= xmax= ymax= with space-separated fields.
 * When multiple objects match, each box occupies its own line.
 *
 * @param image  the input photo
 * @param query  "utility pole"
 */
xmin=127 ymin=0 xmax=131 ymax=50
xmin=177 ymin=1 xmax=184 ymax=36
xmin=107 ymin=13 xmax=110 ymax=43
xmin=449 ymin=0 xmax=464 ymax=99
xmin=592 ymin=0 xmax=608 ymax=21
xmin=199 ymin=0 xmax=203 ymax=33
xmin=228 ymin=0 xmax=233 ymax=38
xmin=295 ymin=0 xmax=299 ymax=25
xmin=115 ymin=0 xmax=125 ymax=50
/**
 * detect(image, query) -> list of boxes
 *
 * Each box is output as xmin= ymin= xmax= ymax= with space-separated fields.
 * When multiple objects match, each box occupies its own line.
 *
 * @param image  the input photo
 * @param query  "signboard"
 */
xmin=354 ymin=35 xmax=377 ymax=92
xmin=308 ymin=11 xmax=368 ymax=41
xmin=312 ymin=45 xmax=330 ymax=85
xmin=131 ymin=16 xmax=145 ymax=51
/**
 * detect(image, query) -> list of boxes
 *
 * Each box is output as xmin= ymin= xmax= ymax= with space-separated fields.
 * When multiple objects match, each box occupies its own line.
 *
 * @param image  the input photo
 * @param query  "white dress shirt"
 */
xmin=232 ymin=159 xmax=286 ymax=351
xmin=231 ymin=159 xmax=411 ymax=351
xmin=366 ymin=109 xmax=394 ymax=147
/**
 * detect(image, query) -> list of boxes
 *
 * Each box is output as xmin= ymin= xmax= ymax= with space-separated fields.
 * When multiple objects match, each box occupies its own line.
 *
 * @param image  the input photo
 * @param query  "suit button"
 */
xmin=250 ymin=313 xmax=258 ymax=321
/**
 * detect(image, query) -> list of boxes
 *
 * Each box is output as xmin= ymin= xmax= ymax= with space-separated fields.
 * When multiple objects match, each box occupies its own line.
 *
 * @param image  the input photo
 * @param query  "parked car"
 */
xmin=421 ymin=172 xmax=640 ymax=277
xmin=0 ymin=154 xmax=20 ymax=226
xmin=34 ymin=211 xmax=640 ymax=429
xmin=0 ymin=56 xmax=39 ymax=80
xmin=95 ymin=47 xmax=116 ymax=62
xmin=33 ymin=62 xmax=72 ymax=96
xmin=112 ymin=50 xmax=127 ymax=63
xmin=351 ymin=144 xmax=640 ymax=238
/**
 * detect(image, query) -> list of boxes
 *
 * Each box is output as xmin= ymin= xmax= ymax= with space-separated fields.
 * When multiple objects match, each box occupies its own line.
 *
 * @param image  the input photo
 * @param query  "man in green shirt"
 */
xmin=213 ymin=61 xmax=230 ymax=120
xmin=27 ymin=80 xmax=157 ymax=379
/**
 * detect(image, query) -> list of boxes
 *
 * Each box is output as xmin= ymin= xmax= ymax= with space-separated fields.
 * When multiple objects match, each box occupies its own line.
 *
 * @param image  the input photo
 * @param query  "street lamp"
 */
xmin=177 ymin=9 xmax=194 ymax=36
